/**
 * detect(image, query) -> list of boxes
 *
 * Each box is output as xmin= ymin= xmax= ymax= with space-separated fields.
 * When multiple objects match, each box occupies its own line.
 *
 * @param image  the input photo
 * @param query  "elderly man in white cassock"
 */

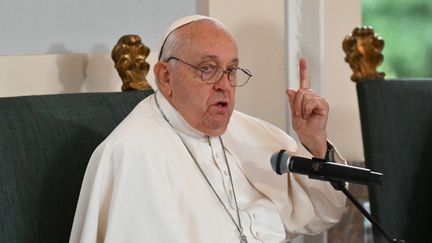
xmin=70 ymin=15 xmax=346 ymax=243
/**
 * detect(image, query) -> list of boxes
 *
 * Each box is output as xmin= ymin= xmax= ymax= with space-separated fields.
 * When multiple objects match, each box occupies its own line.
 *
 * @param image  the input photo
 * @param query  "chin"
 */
xmin=206 ymin=128 xmax=227 ymax=137
xmin=199 ymin=114 xmax=231 ymax=136
xmin=201 ymin=122 xmax=229 ymax=137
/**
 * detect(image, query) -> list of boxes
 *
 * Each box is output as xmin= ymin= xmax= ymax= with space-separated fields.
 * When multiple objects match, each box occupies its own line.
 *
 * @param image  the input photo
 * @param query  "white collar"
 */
xmin=155 ymin=91 xmax=206 ymax=139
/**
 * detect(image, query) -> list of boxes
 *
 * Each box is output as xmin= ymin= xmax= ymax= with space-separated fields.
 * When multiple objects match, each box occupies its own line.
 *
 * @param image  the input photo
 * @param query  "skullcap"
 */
xmin=157 ymin=15 xmax=225 ymax=60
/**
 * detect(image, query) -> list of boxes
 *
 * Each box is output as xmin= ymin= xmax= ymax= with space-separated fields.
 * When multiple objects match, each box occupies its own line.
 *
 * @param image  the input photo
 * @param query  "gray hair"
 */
xmin=159 ymin=29 xmax=182 ymax=62
xmin=158 ymin=17 xmax=228 ymax=62
xmin=154 ymin=16 xmax=229 ymax=90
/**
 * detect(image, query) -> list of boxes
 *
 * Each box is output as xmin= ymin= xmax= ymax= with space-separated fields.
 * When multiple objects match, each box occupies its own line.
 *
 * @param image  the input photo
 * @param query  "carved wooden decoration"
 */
xmin=343 ymin=27 xmax=385 ymax=83
xmin=112 ymin=34 xmax=153 ymax=91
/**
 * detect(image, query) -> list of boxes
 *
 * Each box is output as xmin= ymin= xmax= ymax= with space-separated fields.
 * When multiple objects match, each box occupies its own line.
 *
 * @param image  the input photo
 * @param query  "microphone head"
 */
xmin=270 ymin=150 xmax=290 ymax=175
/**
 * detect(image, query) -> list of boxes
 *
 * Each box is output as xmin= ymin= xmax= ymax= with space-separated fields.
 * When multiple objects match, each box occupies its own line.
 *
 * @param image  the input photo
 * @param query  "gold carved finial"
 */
xmin=343 ymin=26 xmax=385 ymax=83
xmin=112 ymin=34 xmax=153 ymax=91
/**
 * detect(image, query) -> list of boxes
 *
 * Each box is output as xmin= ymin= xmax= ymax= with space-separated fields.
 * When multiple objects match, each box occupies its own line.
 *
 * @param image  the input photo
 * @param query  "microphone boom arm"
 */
xmin=329 ymin=180 xmax=405 ymax=243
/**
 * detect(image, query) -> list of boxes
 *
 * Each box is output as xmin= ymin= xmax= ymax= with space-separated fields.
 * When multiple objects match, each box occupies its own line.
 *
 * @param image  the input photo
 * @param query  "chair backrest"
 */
xmin=357 ymin=79 xmax=432 ymax=242
xmin=0 ymin=91 xmax=152 ymax=243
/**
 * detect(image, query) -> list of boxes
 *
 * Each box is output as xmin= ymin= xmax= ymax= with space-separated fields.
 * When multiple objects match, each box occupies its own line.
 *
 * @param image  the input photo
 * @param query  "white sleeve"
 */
xmin=284 ymin=141 xmax=347 ymax=238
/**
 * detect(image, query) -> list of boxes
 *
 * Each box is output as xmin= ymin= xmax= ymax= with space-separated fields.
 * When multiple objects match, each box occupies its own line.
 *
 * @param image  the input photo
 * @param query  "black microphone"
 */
xmin=270 ymin=150 xmax=383 ymax=185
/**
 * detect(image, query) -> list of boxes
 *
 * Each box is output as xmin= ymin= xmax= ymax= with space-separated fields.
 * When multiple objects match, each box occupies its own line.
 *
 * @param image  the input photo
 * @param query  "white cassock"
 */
xmin=69 ymin=91 xmax=346 ymax=243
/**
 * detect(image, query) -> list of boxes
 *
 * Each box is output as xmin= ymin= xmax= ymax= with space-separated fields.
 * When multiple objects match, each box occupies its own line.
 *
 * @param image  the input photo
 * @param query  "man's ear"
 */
xmin=154 ymin=62 xmax=172 ymax=97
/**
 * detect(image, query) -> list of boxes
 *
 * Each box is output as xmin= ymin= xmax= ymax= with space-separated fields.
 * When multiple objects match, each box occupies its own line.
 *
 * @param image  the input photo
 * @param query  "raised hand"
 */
xmin=286 ymin=58 xmax=329 ymax=158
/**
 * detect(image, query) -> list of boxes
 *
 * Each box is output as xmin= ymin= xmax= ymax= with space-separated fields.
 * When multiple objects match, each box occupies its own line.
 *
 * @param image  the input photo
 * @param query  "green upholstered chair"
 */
xmin=357 ymin=79 xmax=432 ymax=242
xmin=0 ymin=91 xmax=152 ymax=243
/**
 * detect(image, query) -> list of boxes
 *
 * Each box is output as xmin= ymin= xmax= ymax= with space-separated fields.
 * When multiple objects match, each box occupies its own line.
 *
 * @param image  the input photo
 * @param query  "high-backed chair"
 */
xmin=0 ymin=34 xmax=154 ymax=242
xmin=344 ymin=27 xmax=432 ymax=242
xmin=0 ymin=91 xmax=153 ymax=243
xmin=357 ymin=79 xmax=432 ymax=242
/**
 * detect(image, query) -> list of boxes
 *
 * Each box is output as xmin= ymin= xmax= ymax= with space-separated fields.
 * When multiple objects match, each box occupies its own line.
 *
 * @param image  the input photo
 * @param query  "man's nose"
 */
xmin=214 ymin=71 xmax=232 ymax=89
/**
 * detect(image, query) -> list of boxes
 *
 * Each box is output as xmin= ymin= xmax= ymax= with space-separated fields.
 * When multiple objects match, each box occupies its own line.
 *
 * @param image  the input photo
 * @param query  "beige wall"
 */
xmin=324 ymin=0 xmax=363 ymax=161
xmin=208 ymin=0 xmax=363 ymax=161
xmin=0 ymin=52 xmax=159 ymax=97
xmin=208 ymin=0 xmax=288 ymax=130
xmin=0 ymin=0 xmax=363 ymax=161
xmin=0 ymin=53 xmax=117 ymax=97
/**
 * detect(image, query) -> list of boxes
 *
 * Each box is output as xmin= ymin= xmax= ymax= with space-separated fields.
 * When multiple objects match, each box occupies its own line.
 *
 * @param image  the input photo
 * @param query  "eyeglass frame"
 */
xmin=165 ymin=56 xmax=252 ymax=87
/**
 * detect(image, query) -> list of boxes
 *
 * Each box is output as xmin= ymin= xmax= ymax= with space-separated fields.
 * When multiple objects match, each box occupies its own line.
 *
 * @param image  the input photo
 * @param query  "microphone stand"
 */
xmin=329 ymin=180 xmax=405 ymax=243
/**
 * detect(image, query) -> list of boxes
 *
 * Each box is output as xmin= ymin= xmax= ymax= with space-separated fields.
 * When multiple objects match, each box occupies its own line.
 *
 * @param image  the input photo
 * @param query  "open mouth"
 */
xmin=216 ymin=101 xmax=228 ymax=107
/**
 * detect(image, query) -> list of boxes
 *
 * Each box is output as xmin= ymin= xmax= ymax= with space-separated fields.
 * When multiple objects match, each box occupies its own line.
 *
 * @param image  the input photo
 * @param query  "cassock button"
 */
xmin=224 ymin=170 xmax=229 ymax=176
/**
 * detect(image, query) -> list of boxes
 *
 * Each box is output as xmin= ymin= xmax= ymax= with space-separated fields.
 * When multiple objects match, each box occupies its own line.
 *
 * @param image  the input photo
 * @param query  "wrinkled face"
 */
xmin=156 ymin=21 xmax=238 ymax=136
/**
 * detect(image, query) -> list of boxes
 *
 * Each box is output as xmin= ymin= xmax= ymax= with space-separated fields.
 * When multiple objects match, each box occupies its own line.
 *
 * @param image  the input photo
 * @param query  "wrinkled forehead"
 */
xmin=178 ymin=20 xmax=234 ymax=45
xmin=158 ymin=15 xmax=232 ymax=60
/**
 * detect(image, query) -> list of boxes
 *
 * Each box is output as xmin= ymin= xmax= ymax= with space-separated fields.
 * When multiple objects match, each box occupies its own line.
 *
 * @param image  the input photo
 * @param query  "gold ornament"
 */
xmin=112 ymin=35 xmax=152 ymax=91
xmin=343 ymin=27 xmax=385 ymax=83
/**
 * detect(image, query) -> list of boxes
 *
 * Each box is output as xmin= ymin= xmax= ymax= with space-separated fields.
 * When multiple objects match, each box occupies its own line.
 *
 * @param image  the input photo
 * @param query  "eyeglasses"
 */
xmin=166 ymin=56 xmax=252 ymax=87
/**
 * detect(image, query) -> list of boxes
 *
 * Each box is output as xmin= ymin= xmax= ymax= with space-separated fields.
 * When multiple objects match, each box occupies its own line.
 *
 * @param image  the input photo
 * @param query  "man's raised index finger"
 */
xmin=299 ymin=58 xmax=310 ymax=89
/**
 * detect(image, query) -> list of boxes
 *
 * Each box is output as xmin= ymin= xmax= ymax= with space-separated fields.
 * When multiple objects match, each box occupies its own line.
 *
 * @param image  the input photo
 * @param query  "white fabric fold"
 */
xmin=70 ymin=94 xmax=346 ymax=243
